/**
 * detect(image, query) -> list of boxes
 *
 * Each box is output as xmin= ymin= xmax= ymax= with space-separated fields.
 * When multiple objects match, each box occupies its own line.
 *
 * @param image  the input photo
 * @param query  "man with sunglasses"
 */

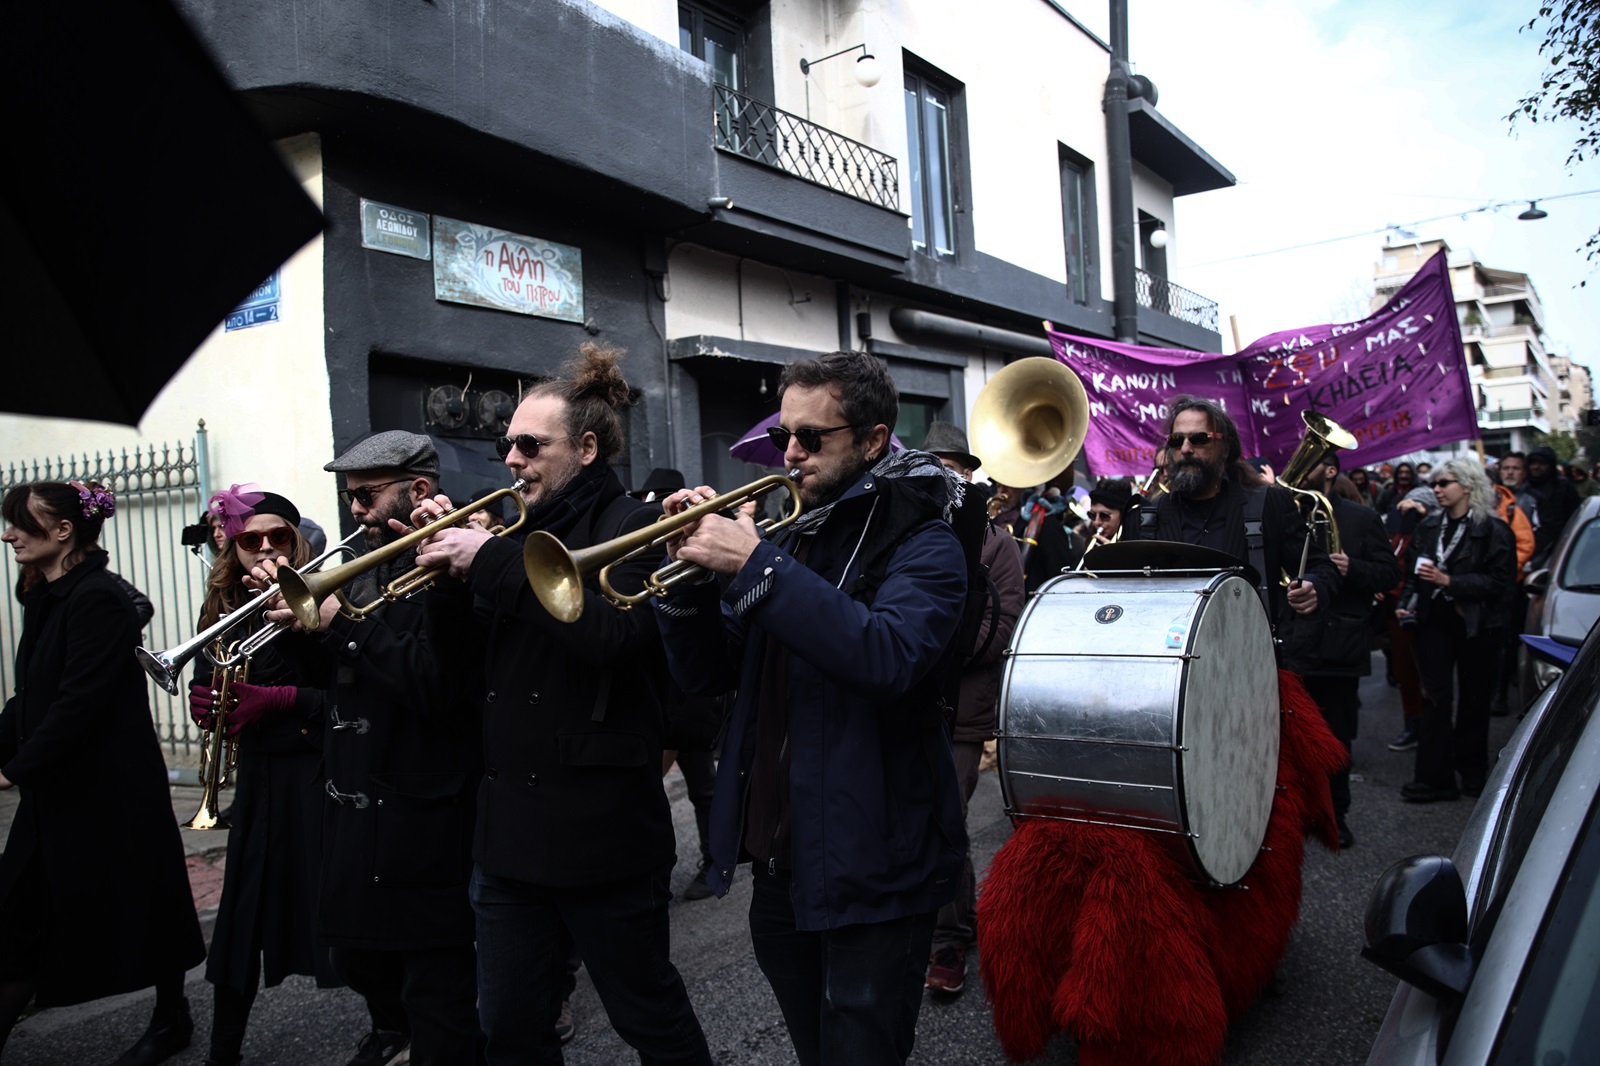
xmin=263 ymin=429 xmax=486 ymax=1066
xmin=407 ymin=345 xmax=712 ymax=1066
xmin=1132 ymin=395 xmax=1339 ymax=627
xmin=653 ymin=352 xmax=969 ymax=1066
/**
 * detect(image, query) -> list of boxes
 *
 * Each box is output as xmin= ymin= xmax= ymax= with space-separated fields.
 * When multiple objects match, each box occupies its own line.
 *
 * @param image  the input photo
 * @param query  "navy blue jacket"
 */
xmin=656 ymin=468 xmax=968 ymax=931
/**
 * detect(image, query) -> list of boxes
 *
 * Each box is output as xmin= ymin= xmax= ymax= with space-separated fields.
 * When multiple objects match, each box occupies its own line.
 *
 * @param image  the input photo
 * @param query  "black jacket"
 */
xmin=274 ymin=551 xmax=483 ymax=950
xmin=1280 ymin=498 xmax=1399 ymax=676
xmin=464 ymin=468 xmax=675 ymax=887
xmin=0 ymin=552 xmax=205 ymax=1007
xmin=1401 ymin=511 xmax=1517 ymax=639
xmin=1525 ymin=473 xmax=1582 ymax=567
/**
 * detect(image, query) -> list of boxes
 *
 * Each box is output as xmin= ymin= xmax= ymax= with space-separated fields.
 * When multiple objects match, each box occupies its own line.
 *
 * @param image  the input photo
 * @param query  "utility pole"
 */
xmin=1105 ymin=0 xmax=1138 ymax=343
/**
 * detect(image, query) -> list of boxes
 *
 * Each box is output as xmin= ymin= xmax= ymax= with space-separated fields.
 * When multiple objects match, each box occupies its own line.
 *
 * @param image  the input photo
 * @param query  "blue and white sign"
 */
xmin=225 ymin=271 xmax=281 ymax=332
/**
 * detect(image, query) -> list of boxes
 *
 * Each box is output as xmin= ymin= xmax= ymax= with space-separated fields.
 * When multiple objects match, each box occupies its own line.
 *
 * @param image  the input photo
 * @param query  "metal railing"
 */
xmin=1135 ymin=269 xmax=1220 ymax=332
xmin=713 ymin=85 xmax=900 ymax=210
xmin=1 ymin=424 xmax=211 ymax=762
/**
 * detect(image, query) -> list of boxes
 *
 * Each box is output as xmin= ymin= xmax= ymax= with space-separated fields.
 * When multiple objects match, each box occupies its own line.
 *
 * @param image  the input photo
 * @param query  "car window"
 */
xmin=1558 ymin=518 xmax=1600 ymax=588
xmin=1486 ymin=790 xmax=1600 ymax=1064
xmin=1472 ymin=639 xmax=1600 ymax=933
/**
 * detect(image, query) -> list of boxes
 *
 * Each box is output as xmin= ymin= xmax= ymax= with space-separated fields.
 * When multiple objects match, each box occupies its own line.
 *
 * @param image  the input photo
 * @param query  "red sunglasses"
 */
xmin=235 ymin=527 xmax=294 ymax=553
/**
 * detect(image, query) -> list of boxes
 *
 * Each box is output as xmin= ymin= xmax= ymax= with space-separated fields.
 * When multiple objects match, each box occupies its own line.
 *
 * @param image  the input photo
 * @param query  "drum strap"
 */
xmin=1242 ymin=487 xmax=1271 ymax=617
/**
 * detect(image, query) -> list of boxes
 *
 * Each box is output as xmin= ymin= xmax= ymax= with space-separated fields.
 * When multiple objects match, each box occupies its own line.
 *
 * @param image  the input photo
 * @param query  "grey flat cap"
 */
xmin=324 ymin=430 xmax=440 ymax=479
xmin=920 ymin=421 xmax=980 ymax=471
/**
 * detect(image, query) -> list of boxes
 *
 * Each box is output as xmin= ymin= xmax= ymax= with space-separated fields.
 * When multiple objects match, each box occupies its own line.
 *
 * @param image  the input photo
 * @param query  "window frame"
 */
xmin=679 ymin=2 xmax=745 ymax=91
xmin=1059 ymin=145 xmax=1099 ymax=306
xmin=903 ymin=59 xmax=967 ymax=261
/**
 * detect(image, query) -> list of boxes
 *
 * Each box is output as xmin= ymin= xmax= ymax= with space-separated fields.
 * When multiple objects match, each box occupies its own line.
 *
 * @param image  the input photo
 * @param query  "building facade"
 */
xmin=1 ymin=0 xmax=1233 ymax=522
xmin=1374 ymin=239 xmax=1565 ymax=456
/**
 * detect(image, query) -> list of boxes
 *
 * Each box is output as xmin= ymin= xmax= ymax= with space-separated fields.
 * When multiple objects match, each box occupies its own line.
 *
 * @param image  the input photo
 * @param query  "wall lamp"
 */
xmin=799 ymin=43 xmax=882 ymax=88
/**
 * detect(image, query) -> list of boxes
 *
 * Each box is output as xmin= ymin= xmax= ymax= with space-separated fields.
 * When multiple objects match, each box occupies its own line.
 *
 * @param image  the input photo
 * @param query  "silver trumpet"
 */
xmin=137 ymin=530 xmax=363 ymax=695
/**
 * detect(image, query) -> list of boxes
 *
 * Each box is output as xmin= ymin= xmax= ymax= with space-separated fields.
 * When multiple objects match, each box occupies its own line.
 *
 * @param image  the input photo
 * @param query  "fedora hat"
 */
xmin=920 ymin=421 xmax=980 ymax=471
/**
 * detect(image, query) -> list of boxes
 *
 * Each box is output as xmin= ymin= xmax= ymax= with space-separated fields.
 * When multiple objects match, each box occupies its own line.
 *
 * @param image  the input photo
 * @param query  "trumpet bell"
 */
xmin=136 ymin=648 xmax=183 ymax=696
xmin=276 ymin=565 xmax=341 ymax=631
xmin=968 ymin=357 xmax=1089 ymax=488
xmin=523 ymin=531 xmax=587 ymax=624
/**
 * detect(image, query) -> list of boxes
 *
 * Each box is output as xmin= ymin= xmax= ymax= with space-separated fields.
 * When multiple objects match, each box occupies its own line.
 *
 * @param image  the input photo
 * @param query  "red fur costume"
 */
xmin=978 ymin=671 xmax=1347 ymax=1066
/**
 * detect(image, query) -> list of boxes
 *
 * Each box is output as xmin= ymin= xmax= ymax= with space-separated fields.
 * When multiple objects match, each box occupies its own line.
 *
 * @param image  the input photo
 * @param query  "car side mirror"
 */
xmin=1526 ymin=568 xmax=1552 ymax=596
xmin=1361 ymin=855 xmax=1474 ymax=1001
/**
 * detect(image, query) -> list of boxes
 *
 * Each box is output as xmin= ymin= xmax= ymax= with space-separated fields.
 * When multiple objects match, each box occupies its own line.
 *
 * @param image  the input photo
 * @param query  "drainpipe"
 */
xmin=1106 ymin=0 xmax=1138 ymax=343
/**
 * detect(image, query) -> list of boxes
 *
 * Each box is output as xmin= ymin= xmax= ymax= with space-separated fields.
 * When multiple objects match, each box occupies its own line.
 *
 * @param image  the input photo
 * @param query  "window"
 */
xmin=1060 ymin=150 xmax=1093 ymax=305
xmin=904 ymin=66 xmax=960 ymax=257
xmin=679 ymin=3 xmax=742 ymax=90
xmin=1138 ymin=210 xmax=1168 ymax=278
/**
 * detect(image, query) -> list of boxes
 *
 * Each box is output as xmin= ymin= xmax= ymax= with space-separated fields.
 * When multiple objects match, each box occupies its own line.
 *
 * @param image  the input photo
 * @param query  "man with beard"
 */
xmin=262 ymin=430 xmax=485 ymax=1066
xmin=407 ymin=345 xmax=712 ymax=1066
xmin=1132 ymin=395 xmax=1337 ymax=627
xmin=652 ymin=352 xmax=968 ymax=1066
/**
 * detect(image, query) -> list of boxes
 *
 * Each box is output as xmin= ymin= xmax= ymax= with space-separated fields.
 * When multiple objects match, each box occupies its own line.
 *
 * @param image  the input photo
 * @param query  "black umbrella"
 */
xmin=1 ymin=0 xmax=323 ymax=426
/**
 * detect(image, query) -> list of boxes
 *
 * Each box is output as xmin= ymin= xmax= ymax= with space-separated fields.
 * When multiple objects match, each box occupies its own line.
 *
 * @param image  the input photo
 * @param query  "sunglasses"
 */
xmin=494 ymin=434 xmax=572 ymax=460
xmin=1166 ymin=431 xmax=1219 ymax=449
xmin=235 ymin=526 xmax=294 ymax=553
xmin=766 ymin=423 xmax=857 ymax=454
xmin=337 ymin=479 xmax=409 ymax=508
xmin=1430 ymin=478 xmax=1459 ymax=489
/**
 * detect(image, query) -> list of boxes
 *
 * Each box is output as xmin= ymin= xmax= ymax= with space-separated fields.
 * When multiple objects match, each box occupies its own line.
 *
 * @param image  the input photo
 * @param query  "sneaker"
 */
xmin=681 ymin=863 xmax=714 ymax=902
xmin=346 ymin=1030 xmax=410 ymax=1066
xmin=925 ymin=946 xmax=966 ymax=995
xmin=555 ymin=999 xmax=575 ymax=1045
xmin=1387 ymin=730 xmax=1418 ymax=752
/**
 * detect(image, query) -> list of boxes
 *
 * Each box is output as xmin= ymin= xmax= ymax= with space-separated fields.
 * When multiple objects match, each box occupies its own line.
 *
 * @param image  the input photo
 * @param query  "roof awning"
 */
xmin=1127 ymin=98 xmax=1236 ymax=197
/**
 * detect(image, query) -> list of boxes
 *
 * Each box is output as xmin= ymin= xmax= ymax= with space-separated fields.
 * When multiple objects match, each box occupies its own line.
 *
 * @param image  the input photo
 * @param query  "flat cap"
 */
xmin=324 ymin=430 xmax=440 ymax=479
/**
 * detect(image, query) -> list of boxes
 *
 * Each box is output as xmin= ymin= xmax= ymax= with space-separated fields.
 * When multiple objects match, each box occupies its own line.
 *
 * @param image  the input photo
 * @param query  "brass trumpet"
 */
xmin=186 ymin=638 xmax=246 ymax=831
xmin=1279 ymin=410 xmax=1357 ymax=581
xmin=525 ymin=472 xmax=802 ymax=623
xmin=277 ymin=481 xmax=530 ymax=630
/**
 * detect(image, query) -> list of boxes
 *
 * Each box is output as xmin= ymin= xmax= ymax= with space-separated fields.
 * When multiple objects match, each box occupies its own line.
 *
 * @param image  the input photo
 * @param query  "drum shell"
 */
xmin=998 ymin=570 xmax=1280 ymax=885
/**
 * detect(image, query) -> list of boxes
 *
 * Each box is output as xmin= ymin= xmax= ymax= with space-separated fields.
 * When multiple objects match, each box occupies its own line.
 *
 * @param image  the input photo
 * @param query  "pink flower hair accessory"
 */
xmin=207 ymin=482 xmax=267 ymax=540
xmin=68 ymin=480 xmax=116 ymax=520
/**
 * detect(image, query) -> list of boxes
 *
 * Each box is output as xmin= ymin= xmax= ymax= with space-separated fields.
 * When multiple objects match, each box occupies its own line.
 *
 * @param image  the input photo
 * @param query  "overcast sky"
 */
xmin=1106 ymin=1 xmax=1599 ymax=380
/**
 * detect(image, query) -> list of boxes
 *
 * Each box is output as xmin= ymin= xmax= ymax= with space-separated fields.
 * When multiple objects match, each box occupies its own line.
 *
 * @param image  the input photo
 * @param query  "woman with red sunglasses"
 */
xmin=189 ymin=486 xmax=340 ymax=1066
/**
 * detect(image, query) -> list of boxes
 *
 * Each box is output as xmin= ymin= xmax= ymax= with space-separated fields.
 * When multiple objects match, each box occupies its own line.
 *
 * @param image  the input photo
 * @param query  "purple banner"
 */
xmin=1049 ymin=250 xmax=1478 ymax=477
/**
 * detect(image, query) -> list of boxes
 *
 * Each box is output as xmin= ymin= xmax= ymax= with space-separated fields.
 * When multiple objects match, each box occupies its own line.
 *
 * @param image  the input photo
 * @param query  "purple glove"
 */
xmin=189 ymin=681 xmax=219 ymax=731
xmin=221 ymin=682 xmax=298 ymax=738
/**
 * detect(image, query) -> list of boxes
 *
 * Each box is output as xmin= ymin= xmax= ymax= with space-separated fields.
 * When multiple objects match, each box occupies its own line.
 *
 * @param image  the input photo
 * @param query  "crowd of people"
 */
xmin=2 ymin=349 xmax=1594 ymax=1066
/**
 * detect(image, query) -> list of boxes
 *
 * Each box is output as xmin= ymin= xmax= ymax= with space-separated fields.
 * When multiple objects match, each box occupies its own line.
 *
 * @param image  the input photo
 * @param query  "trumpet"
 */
xmin=524 ymin=472 xmax=802 ymax=623
xmin=137 ymin=531 xmax=364 ymax=696
xmin=278 ymin=481 xmax=529 ymax=630
xmin=185 ymin=638 xmax=246 ymax=831
xmin=1278 ymin=410 xmax=1357 ymax=582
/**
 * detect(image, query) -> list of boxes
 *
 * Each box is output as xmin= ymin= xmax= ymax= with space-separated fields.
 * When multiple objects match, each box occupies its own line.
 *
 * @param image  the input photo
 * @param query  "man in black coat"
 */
xmin=1130 ymin=395 xmax=1338 ymax=626
xmin=1524 ymin=445 xmax=1581 ymax=569
xmin=1278 ymin=455 xmax=1399 ymax=848
xmin=266 ymin=430 xmax=485 ymax=1066
xmin=412 ymin=346 xmax=712 ymax=1066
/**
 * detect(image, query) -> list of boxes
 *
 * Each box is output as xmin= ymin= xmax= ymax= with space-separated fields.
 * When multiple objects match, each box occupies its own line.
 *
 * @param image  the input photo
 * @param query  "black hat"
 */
xmin=638 ymin=468 xmax=685 ymax=496
xmin=1528 ymin=445 xmax=1560 ymax=467
xmin=252 ymin=492 xmax=301 ymax=527
xmin=920 ymin=421 xmax=981 ymax=470
xmin=325 ymin=430 xmax=440 ymax=479
xmin=1088 ymin=478 xmax=1133 ymax=511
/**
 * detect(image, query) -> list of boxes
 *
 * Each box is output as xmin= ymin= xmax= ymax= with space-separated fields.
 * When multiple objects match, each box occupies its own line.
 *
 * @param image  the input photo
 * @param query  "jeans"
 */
xmin=931 ymin=740 xmax=983 ymax=952
xmin=470 ymin=864 xmax=711 ymax=1066
xmin=749 ymin=867 xmax=935 ymax=1066
xmin=330 ymin=945 xmax=484 ymax=1066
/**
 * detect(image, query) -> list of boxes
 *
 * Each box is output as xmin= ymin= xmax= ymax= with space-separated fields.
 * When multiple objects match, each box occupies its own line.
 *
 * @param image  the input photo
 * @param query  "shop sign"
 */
xmin=432 ymin=216 xmax=583 ymax=323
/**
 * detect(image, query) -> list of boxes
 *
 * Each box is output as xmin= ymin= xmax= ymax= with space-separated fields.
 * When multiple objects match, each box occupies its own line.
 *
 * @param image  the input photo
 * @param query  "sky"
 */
xmin=1099 ymin=1 xmax=1599 ymax=381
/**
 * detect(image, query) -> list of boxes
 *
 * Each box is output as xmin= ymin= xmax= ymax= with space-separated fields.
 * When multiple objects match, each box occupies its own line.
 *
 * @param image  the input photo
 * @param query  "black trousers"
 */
xmin=329 ymin=944 xmax=484 ymax=1066
xmin=1302 ymin=674 xmax=1358 ymax=818
xmin=1412 ymin=607 xmax=1496 ymax=790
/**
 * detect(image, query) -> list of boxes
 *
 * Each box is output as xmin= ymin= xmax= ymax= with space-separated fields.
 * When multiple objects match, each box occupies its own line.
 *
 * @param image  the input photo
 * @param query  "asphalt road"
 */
xmin=6 ymin=656 xmax=1511 ymax=1065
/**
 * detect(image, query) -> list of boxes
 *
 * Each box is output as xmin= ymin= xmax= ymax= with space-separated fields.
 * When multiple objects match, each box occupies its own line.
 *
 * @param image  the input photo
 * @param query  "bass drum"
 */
xmin=997 ymin=569 xmax=1279 ymax=886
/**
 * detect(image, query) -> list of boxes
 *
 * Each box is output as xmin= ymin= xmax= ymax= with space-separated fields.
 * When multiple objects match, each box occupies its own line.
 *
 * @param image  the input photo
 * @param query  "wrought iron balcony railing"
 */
xmin=713 ymin=85 xmax=899 ymax=211
xmin=1135 ymin=269 xmax=1220 ymax=333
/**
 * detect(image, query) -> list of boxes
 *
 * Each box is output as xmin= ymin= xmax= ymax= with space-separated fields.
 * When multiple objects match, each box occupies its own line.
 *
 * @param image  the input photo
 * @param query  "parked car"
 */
xmin=1520 ymin=493 xmax=1600 ymax=706
xmin=1362 ymin=617 xmax=1600 ymax=1065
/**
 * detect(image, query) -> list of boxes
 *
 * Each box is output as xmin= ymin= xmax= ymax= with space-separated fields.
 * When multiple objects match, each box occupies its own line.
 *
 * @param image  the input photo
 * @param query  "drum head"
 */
xmin=1178 ymin=573 xmax=1279 ymax=884
xmin=1081 ymin=539 xmax=1261 ymax=588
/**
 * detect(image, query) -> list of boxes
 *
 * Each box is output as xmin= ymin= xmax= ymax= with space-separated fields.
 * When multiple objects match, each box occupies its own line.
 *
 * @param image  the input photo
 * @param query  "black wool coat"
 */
xmin=1401 ymin=512 xmax=1517 ymax=639
xmin=1280 ymin=497 xmax=1399 ymax=677
xmin=0 ymin=552 xmax=205 ymax=1007
xmin=274 ymin=552 xmax=483 ymax=950
xmin=463 ymin=469 xmax=675 ymax=887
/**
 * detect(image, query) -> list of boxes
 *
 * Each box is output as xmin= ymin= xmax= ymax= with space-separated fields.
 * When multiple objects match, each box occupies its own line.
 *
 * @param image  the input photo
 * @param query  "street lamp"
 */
xmin=798 ymin=43 xmax=881 ymax=120
xmin=1518 ymin=201 xmax=1549 ymax=221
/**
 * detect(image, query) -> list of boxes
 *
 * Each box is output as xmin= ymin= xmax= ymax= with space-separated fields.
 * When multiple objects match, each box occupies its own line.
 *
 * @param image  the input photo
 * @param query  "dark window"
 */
xmin=894 ymin=398 xmax=940 ymax=455
xmin=679 ymin=3 xmax=743 ymax=90
xmin=1061 ymin=153 xmax=1092 ymax=305
xmin=1139 ymin=210 xmax=1168 ymax=278
xmin=904 ymin=66 xmax=960 ymax=258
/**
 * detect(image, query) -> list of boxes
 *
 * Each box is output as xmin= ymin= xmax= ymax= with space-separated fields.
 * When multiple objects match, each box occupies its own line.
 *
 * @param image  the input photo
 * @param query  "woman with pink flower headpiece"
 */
xmin=0 ymin=481 xmax=205 ymax=1064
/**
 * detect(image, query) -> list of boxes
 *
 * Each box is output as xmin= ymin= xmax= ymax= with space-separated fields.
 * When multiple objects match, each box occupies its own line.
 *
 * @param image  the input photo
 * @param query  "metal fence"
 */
xmin=1136 ymin=269 xmax=1221 ymax=333
xmin=1 ymin=423 xmax=211 ymax=763
xmin=713 ymin=85 xmax=900 ymax=210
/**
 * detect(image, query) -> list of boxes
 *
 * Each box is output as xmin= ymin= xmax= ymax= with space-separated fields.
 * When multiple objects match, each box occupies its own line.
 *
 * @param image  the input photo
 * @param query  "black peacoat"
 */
xmin=463 ymin=468 xmax=675 ymax=887
xmin=0 ymin=551 xmax=205 ymax=1007
xmin=1280 ymin=497 xmax=1400 ymax=677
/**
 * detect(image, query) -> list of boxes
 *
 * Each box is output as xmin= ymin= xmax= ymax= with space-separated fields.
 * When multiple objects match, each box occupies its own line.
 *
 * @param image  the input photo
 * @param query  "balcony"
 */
xmin=713 ymin=86 xmax=899 ymax=210
xmin=1136 ymin=269 xmax=1220 ymax=332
